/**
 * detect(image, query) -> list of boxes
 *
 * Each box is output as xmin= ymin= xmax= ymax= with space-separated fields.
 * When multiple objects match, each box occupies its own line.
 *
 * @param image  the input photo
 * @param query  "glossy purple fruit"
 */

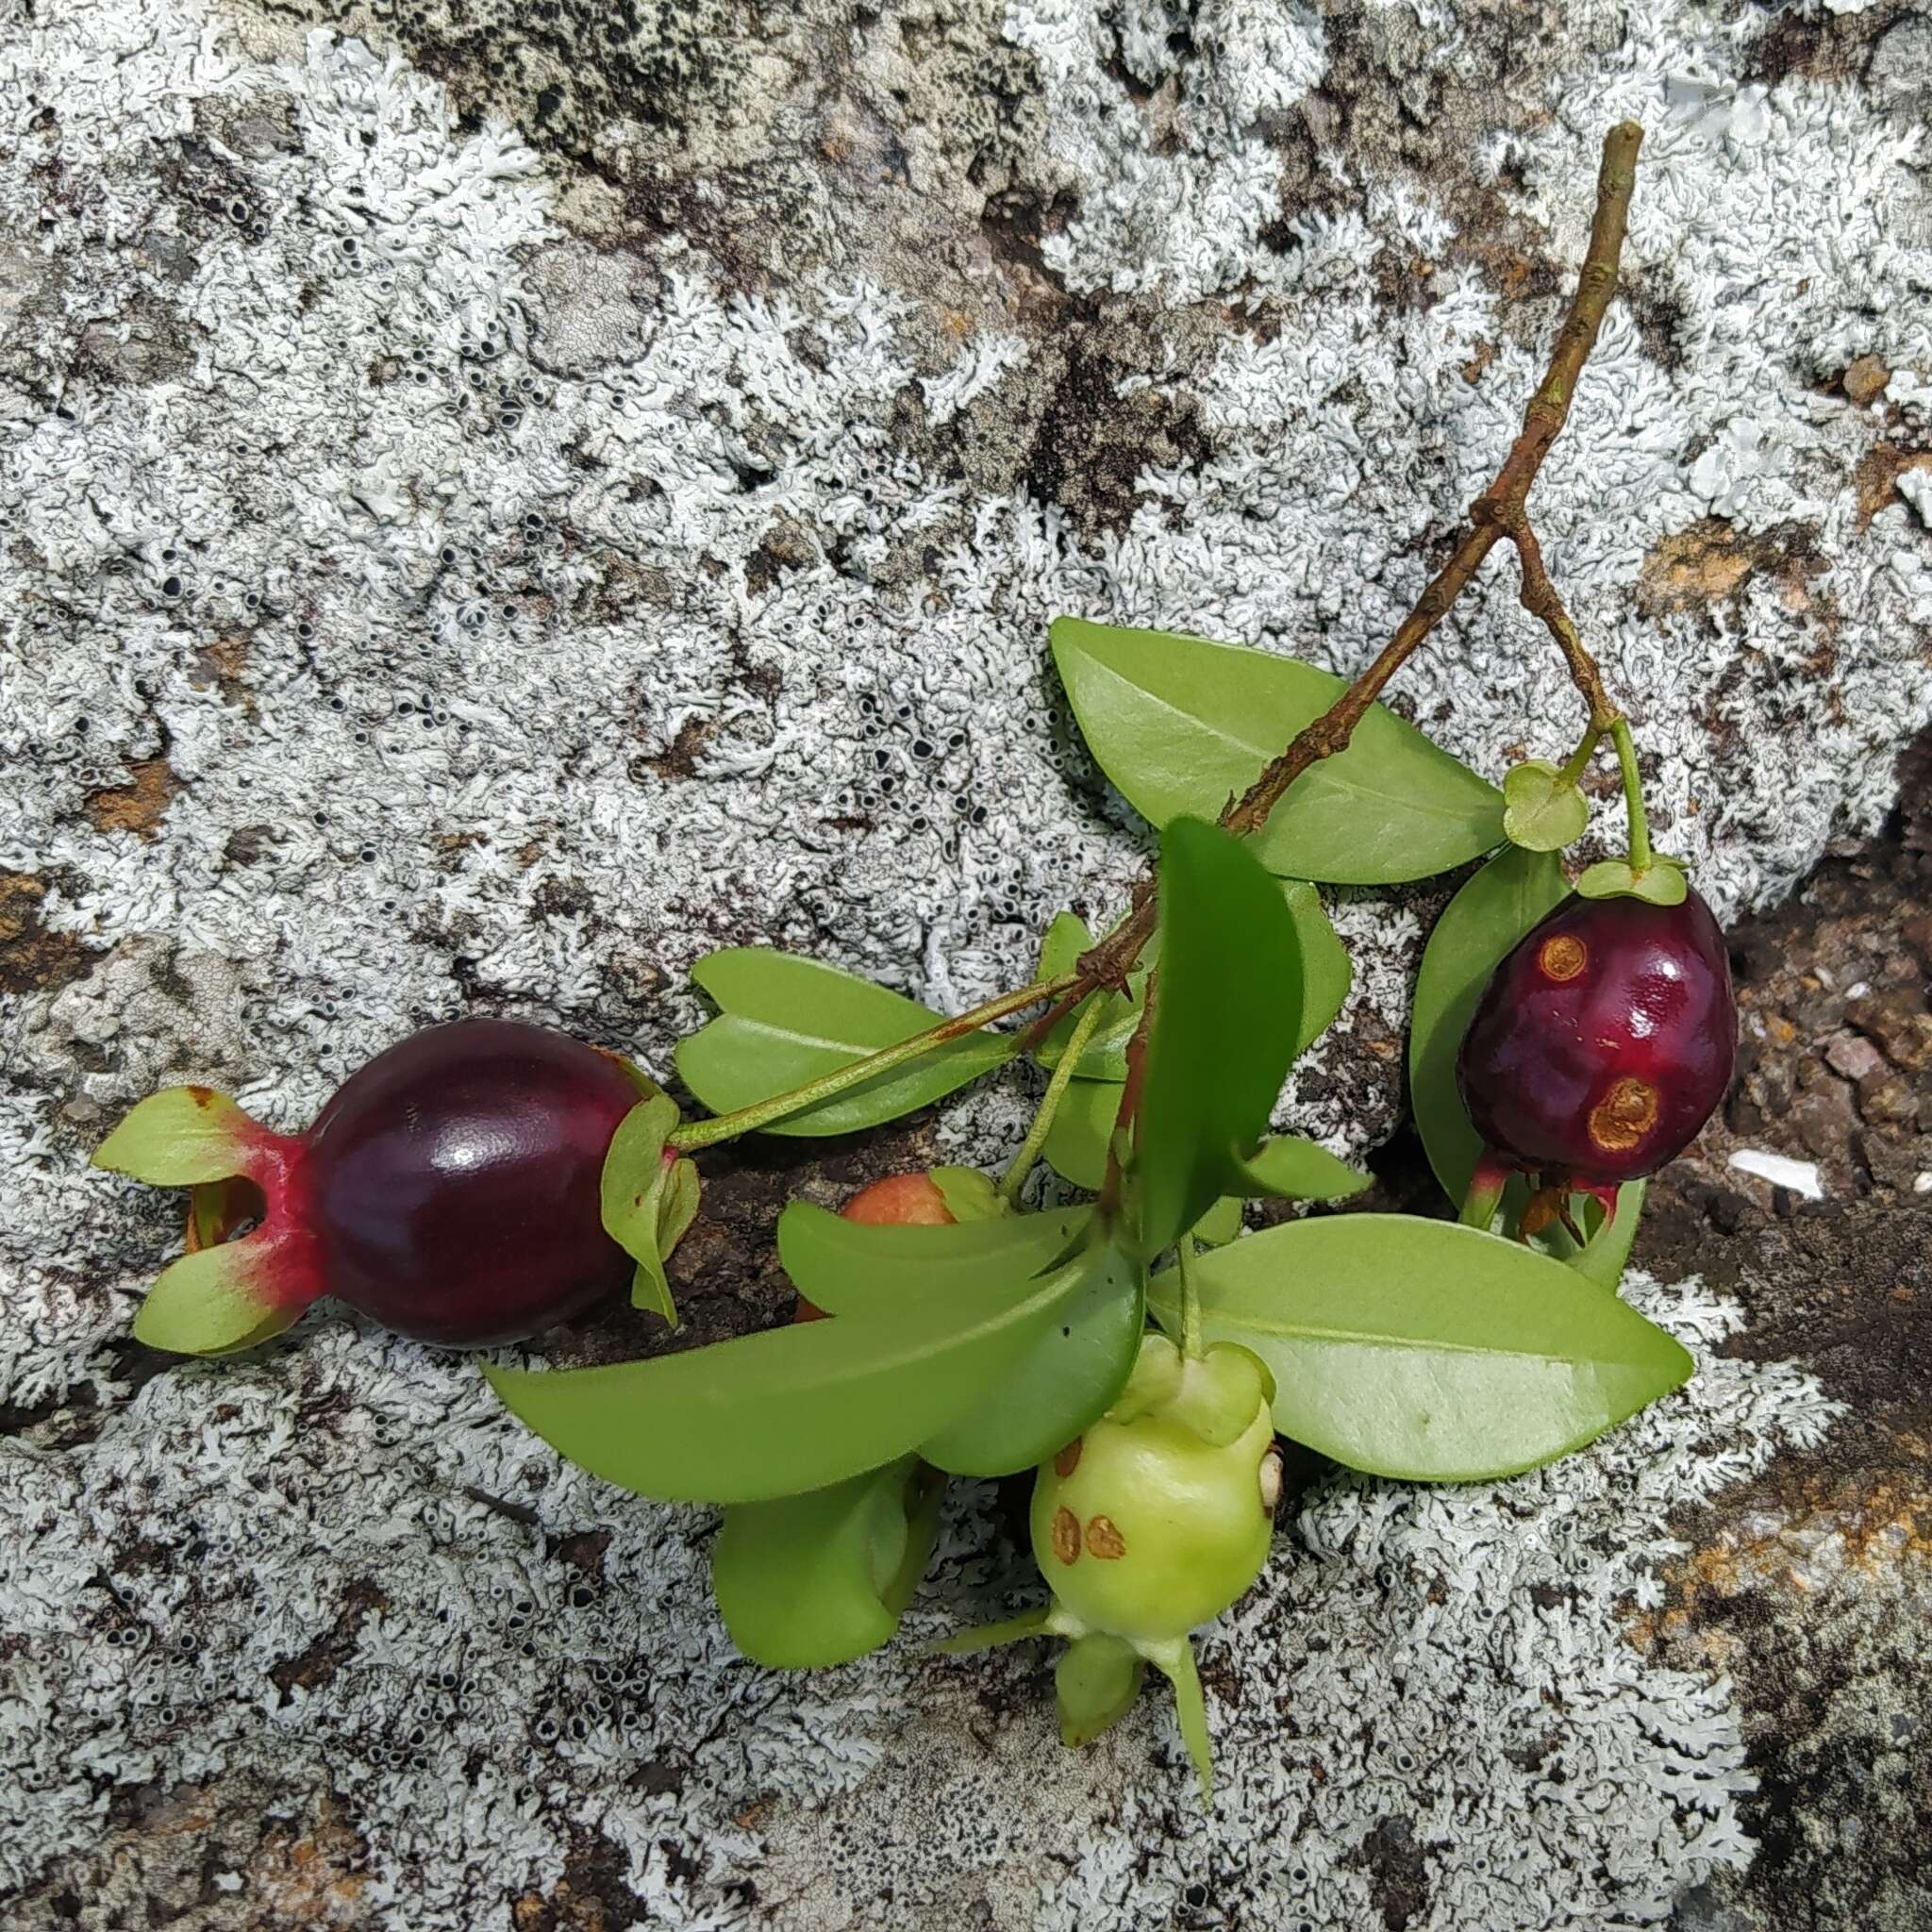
xmin=1457 ymin=888 xmax=1737 ymax=1188
xmin=96 ymin=1019 xmax=646 ymax=1351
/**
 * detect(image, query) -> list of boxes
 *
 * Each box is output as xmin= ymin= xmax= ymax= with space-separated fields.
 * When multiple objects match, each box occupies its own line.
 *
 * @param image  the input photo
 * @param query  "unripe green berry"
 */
xmin=1030 ymin=1335 xmax=1279 ymax=1645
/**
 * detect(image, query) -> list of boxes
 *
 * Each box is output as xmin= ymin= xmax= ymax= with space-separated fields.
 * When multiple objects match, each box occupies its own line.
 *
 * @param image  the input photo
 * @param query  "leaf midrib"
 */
xmin=717 ymin=1010 xmax=992 ymax=1061
xmin=1080 ymin=656 xmax=1491 ymax=828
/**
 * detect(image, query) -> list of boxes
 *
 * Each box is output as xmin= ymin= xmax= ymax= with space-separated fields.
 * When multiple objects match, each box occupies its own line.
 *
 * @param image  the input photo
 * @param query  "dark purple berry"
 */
xmin=1457 ymin=888 xmax=1736 ymax=1188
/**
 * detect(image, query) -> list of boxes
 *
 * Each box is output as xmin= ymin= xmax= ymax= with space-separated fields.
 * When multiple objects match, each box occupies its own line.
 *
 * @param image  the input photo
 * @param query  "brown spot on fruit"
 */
xmin=1051 ymin=1506 xmax=1081 ymax=1565
xmin=1054 ymin=1438 xmax=1082 ymax=1478
xmin=1590 ymin=1075 xmax=1661 ymax=1153
xmin=1085 ymin=1515 xmax=1126 ymax=1559
xmin=1539 ymin=934 xmax=1588 ymax=982
xmin=189 ymin=1085 xmax=214 ymax=1108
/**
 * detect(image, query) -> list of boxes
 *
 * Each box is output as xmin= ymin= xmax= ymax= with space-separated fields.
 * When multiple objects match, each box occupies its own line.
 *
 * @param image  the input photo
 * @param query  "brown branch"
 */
xmin=1072 ymin=120 xmax=1645 ymax=1003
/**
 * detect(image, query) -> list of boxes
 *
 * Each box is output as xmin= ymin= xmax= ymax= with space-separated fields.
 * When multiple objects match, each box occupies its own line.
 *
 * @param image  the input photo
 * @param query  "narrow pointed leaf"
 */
xmin=1281 ymin=880 xmax=1352 ymax=1053
xmin=777 ymin=1202 xmax=1091 ymax=1319
xmin=1138 ymin=818 xmax=1303 ymax=1257
xmin=1051 ymin=618 xmax=1502 ymax=883
xmin=676 ymin=948 xmax=1010 ymax=1137
xmin=1409 ymin=844 xmax=1568 ymax=1207
xmin=1146 ymin=1214 xmax=1693 ymax=1481
xmin=1148 ymin=1635 xmax=1214 ymax=1805
xmin=1228 ymin=1134 xmax=1371 ymax=1203
xmin=486 ymin=1264 xmax=1083 ymax=1504
xmin=921 ymin=1241 xmax=1145 ymax=1476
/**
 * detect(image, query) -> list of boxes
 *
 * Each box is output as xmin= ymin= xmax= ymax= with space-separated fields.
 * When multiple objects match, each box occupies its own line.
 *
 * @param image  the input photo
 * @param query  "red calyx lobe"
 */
xmin=794 ymin=1172 xmax=956 ymax=1323
xmin=1457 ymin=888 xmax=1736 ymax=1188
xmin=277 ymin=1020 xmax=641 ymax=1345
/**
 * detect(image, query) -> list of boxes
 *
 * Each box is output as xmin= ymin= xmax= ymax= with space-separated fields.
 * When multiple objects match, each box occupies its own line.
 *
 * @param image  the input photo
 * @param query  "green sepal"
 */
xmin=1502 ymin=758 xmax=1591 ymax=853
xmin=1146 ymin=1634 xmax=1214 ymax=1805
xmin=93 ymin=1087 xmax=266 ymax=1186
xmin=130 ymin=1241 xmax=299 ymax=1357
xmin=1057 ymin=1634 xmax=1148 ymax=1748
xmin=929 ymin=1166 xmax=1008 ymax=1224
xmin=1575 ymin=854 xmax=1690 ymax=906
xmin=600 ymin=1094 xmax=694 ymax=1324
xmin=1226 ymin=1134 xmax=1371 ymax=1203
xmin=1566 ymin=1180 xmax=1645 ymax=1291
xmin=712 ymin=1456 xmax=944 ymax=1670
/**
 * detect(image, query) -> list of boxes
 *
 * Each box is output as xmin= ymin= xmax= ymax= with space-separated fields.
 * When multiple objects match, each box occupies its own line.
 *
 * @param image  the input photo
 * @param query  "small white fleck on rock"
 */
xmin=1730 ymin=1148 xmax=1826 ymax=1199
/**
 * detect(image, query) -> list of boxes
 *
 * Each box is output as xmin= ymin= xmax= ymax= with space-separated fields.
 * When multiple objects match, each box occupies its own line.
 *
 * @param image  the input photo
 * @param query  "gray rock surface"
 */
xmin=2 ymin=0 xmax=1928 ymax=1925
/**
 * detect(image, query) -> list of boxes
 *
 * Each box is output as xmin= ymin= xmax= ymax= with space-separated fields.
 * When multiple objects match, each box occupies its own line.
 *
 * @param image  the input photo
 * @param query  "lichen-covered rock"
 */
xmin=2 ymin=0 xmax=1928 ymax=1924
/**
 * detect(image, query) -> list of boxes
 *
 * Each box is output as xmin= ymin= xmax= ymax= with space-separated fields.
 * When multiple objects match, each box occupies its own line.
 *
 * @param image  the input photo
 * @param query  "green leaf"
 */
xmin=1146 ymin=1214 xmax=1693 ymax=1480
xmin=1568 ymin=1181 xmax=1645 ymax=1291
xmin=1502 ymin=758 xmax=1591 ymax=853
xmin=1191 ymin=1196 xmax=1244 ymax=1247
xmin=1036 ymin=911 xmax=1091 ymax=983
xmin=675 ymin=948 xmax=1010 ymax=1137
xmin=1408 ymin=844 xmax=1569 ymax=1207
xmin=1229 ymin=1134 xmax=1372 ymax=1203
xmin=93 ymin=1087 xmax=267 ymax=1186
xmin=921 ymin=1240 xmax=1145 ymax=1476
xmin=776 ymin=1202 xmax=1091 ymax=1320
xmin=600 ymin=1094 xmax=693 ymax=1324
xmin=1043 ymin=1079 xmax=1124 ymax=1191
xmin=1576 ymin=856 xmax=1690 ymax=907
xmin=1138 ymin=819 xmax=1303 ymax=1257
xmin=1050 ymin=618 xmax=1503 ymax=884
xmin=131 ymin=1241 xmax=300 ymax=1357
xmin=712 ymin=1457 xmax=944 ymax=1669
xmin=488 ymin=1266 xmax=1089 ymax=1504
xmin=1057 ymin=1634 xmax=1148 ymax=1748
xmin=1281 ymin=881 xmax=1351 ymax=1053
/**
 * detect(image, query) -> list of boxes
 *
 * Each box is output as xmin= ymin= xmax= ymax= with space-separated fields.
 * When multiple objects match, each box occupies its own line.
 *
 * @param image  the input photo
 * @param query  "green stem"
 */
xmin=668 ymin=972 xmax=1079 ymax=1153
xmin=1176 ymin=1233 xmax=1205 ymax=1360
xmin=1610 ymin=718 xmax=1653 ymax=870
xmin=1000 ymin=993 xmax=1108 ymax=1207
xmin=1556 ymin=718 xmax=1602 ymax=789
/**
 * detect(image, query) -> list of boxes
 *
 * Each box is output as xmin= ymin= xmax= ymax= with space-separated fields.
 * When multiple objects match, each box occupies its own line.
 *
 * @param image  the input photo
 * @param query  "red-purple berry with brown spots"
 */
xmin=1457 ymin=887 xmax=1737 ymax=1189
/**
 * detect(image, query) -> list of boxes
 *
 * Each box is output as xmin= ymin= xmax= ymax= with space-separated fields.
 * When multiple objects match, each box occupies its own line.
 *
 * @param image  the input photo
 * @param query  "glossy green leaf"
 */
xmin=1281 ymin=881 xmax=1352 ymax=1053
xmin=1567 ymin=1180 xmax=1646 ymax=1291
xmin=1043 ymin=1080 xmax=1124 ymax=1191
xmin=487 ymin=1267 xmax=1082 ymax=1504
xmin=776 ymin=1202 xmax=1091 ymax=1319
xmin=1229 ymin=1134 xmax=1371 ymax=1203
xmin=94 ymin=1086 xmax=265 ymax=1186
xmin=712 ymin=1457 xmax=944 ymax=1669
xmin=1409 ymin=844 xmax=1568 ymax=1208
xmin=675 ymin=948 xmax=1009 ymax=1137
xmin=1502 ymin=759 xmax=1591 ymax=853
xmin=1146 ymin=1214 xmax=1693 ymax=1481
xmin=1138 ymin=818 xmax=1303 ymax=1257
xmin=1057 ymin=1634 xmax=1147 ymax=1749
xmin=921 ymin=1241 xmax=1145 ymax=1476
xmin=1050 ymin=618 xmax=1503 ymax=884
xmin=1576 ymin=855 xmax=1690 ymax=907
xmin=600 ymin=1094 xmax=692 ymax=1323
